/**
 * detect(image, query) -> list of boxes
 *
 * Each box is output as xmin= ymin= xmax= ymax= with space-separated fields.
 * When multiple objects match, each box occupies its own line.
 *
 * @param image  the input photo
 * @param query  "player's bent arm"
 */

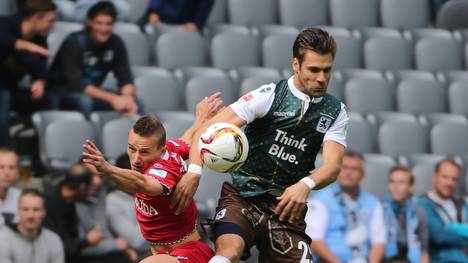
xmin=106 ymin=166 xmax=164 ymax=196
xmin=188 ymin=107 xmax=246 ymax=166
xmin=307 ymin=140 xmax=344 ymax=190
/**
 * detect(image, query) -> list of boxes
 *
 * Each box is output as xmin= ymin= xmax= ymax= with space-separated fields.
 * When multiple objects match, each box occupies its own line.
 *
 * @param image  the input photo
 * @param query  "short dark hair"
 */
xmin=435 ymin=159 xmax=461 ymax=174
xmin=87 ymin=1 xmax=117 ymax=21
xmin=389 ymin=165 xmax=414 ymax=184
xmin=293 ymin=27 xmax=336 ymax=64
xmin=21 ymin=0 xmax=56 ymax=19
xmin=64 ymin=164 xmax=92 ymax=190
xmin=20 ymin=188 xmax=45 ymax=204
xmin=132 ymin=114 xmax=166 ymax=148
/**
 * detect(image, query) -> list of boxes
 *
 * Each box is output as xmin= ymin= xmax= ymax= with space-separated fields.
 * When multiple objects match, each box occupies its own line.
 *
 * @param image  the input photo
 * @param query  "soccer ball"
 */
xmin=198 ymin=122 xmax=249 ymax=173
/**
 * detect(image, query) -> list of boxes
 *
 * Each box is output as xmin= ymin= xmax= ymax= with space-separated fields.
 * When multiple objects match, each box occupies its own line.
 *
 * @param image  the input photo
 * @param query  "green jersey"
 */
xmin=230 ymin=78 xmax=347 ymax=197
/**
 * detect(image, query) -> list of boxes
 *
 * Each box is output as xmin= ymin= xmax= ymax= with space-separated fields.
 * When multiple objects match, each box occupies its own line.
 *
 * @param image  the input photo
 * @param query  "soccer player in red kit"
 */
xmin=83 ymin=93 xmax=222 ymax=263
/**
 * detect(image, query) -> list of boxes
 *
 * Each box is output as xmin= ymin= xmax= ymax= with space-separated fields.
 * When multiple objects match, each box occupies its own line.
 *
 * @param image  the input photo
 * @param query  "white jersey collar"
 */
xmin=287 ymin=76 xmax=323 ymax=104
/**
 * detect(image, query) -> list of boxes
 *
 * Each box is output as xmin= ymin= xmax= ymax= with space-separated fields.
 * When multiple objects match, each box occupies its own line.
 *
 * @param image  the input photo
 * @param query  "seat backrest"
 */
xmin=347 ymin=114 xmax=376 ymax=153
xmin=364 ymin=36 xmax=413 ymax=70
xmin=157 ymin=31 xmax=206 ymax=69
xmin=378 ymin=119 xmax=428 ymax=156
xmin=412 ymin=163 xmax=436 ymax=196
xmin=397 ymin=79 xmax=447 ymax=115
xmin=436 ymin=0 xmax=468 ymax=30
xmin=449 ymin=80 xmax=468 ymax=115
xmin=330 ymin=0 xmax=379 ymax=28
xmin=381 ymin=0 xmax=430 ymax=29
xmin=163 ymin=114 xmax=195 ymax=139
xmin=211 ymin=32 xmax=260 ymax=70
xmin=228 ymin=0 xmax=278 ymax=26
xmin=240 ymin=75 xmax=281 ymax=95
xmin=206 ymin=0 xmax=228 ymax=26
xmin=279 ymin=0 xmax=328 ymax=28
xmin=362 ymin=154 xmax=397 ymax=199
xmin=255 ymin=25 xmax=299 ymax=40
xmin=115 ymin=30 xmax=150 ymax=66
xmin=345 ymin=78 xmax=395 ymax=114
xmin=194 ymin=168 xmax=232 ymax=218
xmin=185 ymin=76 xmax=237 ymax=113
xmin=135 ymin=73 xmax=181 ymax=113
xmin=415 ymin=37 xmax=463 ymax=71
xmin=102 ymin=117 xmax=136 ymax=163
xmin=431 ymin=122 xmax=468 ymax=156
xmin=262 ymin=32 xmax=296 ymax=71
xmin=333 ymin=35 xmax=362 ymax=69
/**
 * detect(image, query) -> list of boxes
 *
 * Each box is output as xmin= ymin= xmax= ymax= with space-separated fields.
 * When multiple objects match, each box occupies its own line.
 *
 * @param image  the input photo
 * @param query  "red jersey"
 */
xmin=134 ymin=139 xmax=197 ymax=244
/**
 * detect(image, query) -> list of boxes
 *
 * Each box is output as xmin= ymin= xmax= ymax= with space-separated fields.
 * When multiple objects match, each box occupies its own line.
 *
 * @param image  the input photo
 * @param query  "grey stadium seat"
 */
xmin=378 ymin=119 xmax=428 ymax=157
xmin=262 ymin=33 xmax=296 ymax=71
xmin=89 ymin=111 xmax=121 ymax=145
xmin=318 ymin=26 xmax=352 ymax=38
xmin=131 ymin=66 xmax=172 ymax=78
xmin=32 ymin=111 xmax=86 ymax=168
xmin=174 ymin=67 xmax=227 ymax=85
xmin=116 ymin=30 xmax=151 ymax=66
xmin=211 ymin=33 xmax=260 ymax=70
xmin=114 ymin=22 xmax=140 ymax=33
xmin=255 ymin=25 xmax=299 ymax=40
xmin=279 ymin=0 xmax=328 ymax=28
xmin=240 ymin=76 xmax=280 ymax=95
xmin=342 ymin=69 xmax=384 ymax=81
xmin=431 ymin=122 xmax=468 ymax=156
xmin=364 ymin=36 xmax=413 ymax=70
xmin=415 ymin=38 xmax=463 ymax=71
xmin=381 ymin=0 xmax=430 ymax=29
xmin=345 ymin=78 xmax=395 ymax=114
xmin=390 ymin=70 xmax=436 ymax=83
xmin=436 ymin=0 xmax=468 ymax=30
xmin=438 ymin=70 xmax=468 ymax=83
xmin=330 ymin=0 xmax=379 ymax=28
xmin=47 ymin=31 xmax=72 ymax=57
xmin=347 ymin=114 xmax=376 ymax=154
xmin=406 ymin=153 xmax=446 ymax=167
xmin=412 ymin=163 xmax=436 ymax=196
xmin=397 ymin=79 xmax=447 ymax=115
xmin=126 ymin=0 xmax=149 ymax=23
xmin=231 ymin=67 xmax=281 ymax=84
xmin=362 ymin=154 xmax=397 ymax=200
xmin=102 ymin=117 xmax=136 ymax=163
xmin=206 ymin=0 xmax=228 ymax=26
xmin=156 ymin=31 xmax=207 ymax=69
xmin=333 ymin=35 xmax=362 ymax=69
xmin=208 ymin=24 xmax=250 ymax=39
xmin=135 ymin=74 xmax=182 ymax=113
xmin=406 ymin=28 xmax=453 ymax=42
xmin=44 ymin=119 xmax=95 ymax=172
xmin=369 ymin=112 xmax=418 ymax=126
xmin=228 ymin=0 xmax=278 ymax=27
xmin=424 ymin=113 xmax=468 ymax=127
xmin=185 ymin=76 xmax=237 ymax=113
xmin=163 ymin=114 xmax=195 ymax=139
xmin=327 ymin=74 xmax=345 ymax=101
xmin=355 ymin=27 xmax=402 ymax=40
xmin=52 ymin=21 xmax=83 ymax=34
xmin=195 ymin=168 xmax=232 ymax=218
xmin=449 ymin=80 xmax=468 ymax=115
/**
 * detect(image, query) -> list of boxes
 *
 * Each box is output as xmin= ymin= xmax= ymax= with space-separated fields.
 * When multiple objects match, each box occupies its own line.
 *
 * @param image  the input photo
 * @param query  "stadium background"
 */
xmin=1 ymin=0 xmax=467 ymax=262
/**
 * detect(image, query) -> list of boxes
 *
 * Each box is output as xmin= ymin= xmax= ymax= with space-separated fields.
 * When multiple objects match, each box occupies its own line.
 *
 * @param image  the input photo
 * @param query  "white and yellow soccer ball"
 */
xmin=198 ymin=122 xmax=249 ymax=173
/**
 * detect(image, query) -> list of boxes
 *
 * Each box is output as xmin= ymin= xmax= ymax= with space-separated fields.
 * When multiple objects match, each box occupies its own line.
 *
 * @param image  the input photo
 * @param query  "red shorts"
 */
xmin=158 ymin=240 xmax=214 ymax=263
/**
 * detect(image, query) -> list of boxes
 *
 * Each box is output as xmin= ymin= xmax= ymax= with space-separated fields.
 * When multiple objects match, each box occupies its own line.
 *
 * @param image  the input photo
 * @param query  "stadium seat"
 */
xmin=102 ymin=117 xmax=136 ymax=163
xmin=126 ymin=0 xmax=149 ymax=23
xmin=47 ymin=30 xmax=71 ymax=57
xmin=397 ymin=79 xmax=447 ymax=115
xmin=449 ymin=80 xmax=468 ymax=116
xmin=436 ymin=0 xmax=468 ymax=30
xmin=44 ymin=119 xmax=95 ymax=172
xmin=255 ymin=25 xmax=299 ymax=40
xmin=157 ymin=111 xmax=194 ymax=123
xmin=156 ymin=31 xmax=207 ymax=69
xmin=347 ymin=114 xmax=376 ymax=154
xmin=406 ymin=28 xmax=453 ymax=41
xmin=362 ymin=154 xmax=397 ymax=199
xmin=327 ymin=74 xmax=345 ymax=101
xmin=131 ymin=66 xmax=172 ymax=78
xmin=364 ymin=36 xmax=413 ymax=70
xmin=381 ymin=0 xmax=430 ymax=29
xmin=415 ymin=38 xmax=464 ymax=71
xmin=52 ymin=21 xmax=83 ymax=34
xmin=438 ymin=70 xmax=468 ymax=83
xmin=318 ymin=26 xmax=352 ymax=38
xmin=194 ymin=168 xmax=232 ymax=218
xmin=279 ymin=0 xmax=328 ymax=28
xmin=206 ymin=0 xmax=228 ymax=26
xmin=431 ymin=122 xmax=468 ymax=156
xmin=231 ymin=67 xmax=281 ymax=85
xmin=333 ymin=35 xmax=363 ymax=69
xmin=90 ymin=111 xmax=121 ymax=145
xmin=354 ymin=27 xmax=401 ymax=40
xmin=262 ymin=32 xmax=296 ymax=71
xmin=424 ymin=113 xmax=468 ymax=127
xmin=369 ymin=112 xmax=418 ymax=126
xmin=378 ymin=119 xmax=428 ymax=157
xmin=240 ymin=75 xmax=281 ymax=95
xmin=116 ymin=30 xmax=151 ymax=66
xmin=345 ymin=78 xmax=395 ymax=114
xmin=412 ymin=163 xmax=436 ymax=196
xmin=185 ymin=76 xmax=237 ymax=113
xmin=208 ymin=24 xmax=250 ymax=39
xmin=163 ymin=114 xmax=195 ymax=139
xmin=342 ymin=69 xmax=384 ymax=81
xmin=228 ymin=0 xmax=278 ymax=27
xmin=174 ymin=67 xmax=227 ymax=85
xmin=0 ymin=0 xmax=16 ymax=16
xmin=114 ymin=22 xmax=140 ymax=33
xmin=330 ymin=0 xmax=379 ymax=28
xmin=32 ymin=111 xmax=86 ymax=169
xmin=211 ymin=32 xmax=260 ymax=70
xmin=406 ymin=153 xmax=446 ymax=167
xmin=389 ymin=70 xmax=436 ymax=83
xmin=135 ymin=74 xmax=182 ymax=113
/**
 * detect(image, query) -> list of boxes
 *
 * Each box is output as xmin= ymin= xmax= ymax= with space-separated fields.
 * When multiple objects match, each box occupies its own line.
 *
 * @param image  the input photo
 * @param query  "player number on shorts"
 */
xmin=298 ymin=241 xmax=312 ymax=263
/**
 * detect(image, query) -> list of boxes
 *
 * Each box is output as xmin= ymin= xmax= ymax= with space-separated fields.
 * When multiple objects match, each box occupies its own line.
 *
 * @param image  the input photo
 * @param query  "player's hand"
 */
xmin=82 ymin=139 xmax=113 ymax=175
xmin=86 ymin=225 xmax=103 ymax=246
xmin=275 ymin=181 xmax=310 ymax=224
xmin=170 ymin=172 xmax=200 ymax=215
xmin=111 ymin=95 xmax=129 ymax=112
xmin=195 ymin=92 xmax=223 ymax=123
xmin=31 ymin=80 xmax=45 ymax=100
xmin=126 ymin=248 xmax=139 ymax=262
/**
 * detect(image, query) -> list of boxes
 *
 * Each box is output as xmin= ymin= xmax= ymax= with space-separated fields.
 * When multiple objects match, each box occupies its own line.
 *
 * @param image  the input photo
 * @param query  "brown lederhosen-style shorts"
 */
xmin=206 ymin=182 xmax=313 ymax=263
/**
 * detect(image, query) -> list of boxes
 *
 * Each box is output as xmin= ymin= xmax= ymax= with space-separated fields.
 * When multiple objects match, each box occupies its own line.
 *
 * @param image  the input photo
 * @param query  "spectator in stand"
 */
xmin=417 ymin=159 xmax=468 ymax=263
xmin=144 ymin=0 xmax=214 ymax=32
xmin=106 ymin=154 xmax=149 ymax=260
xmin=0 ymin=189 xmax=65 ymax=263
xmin=54 ymin=0 xmax=130 ymax=22
xmin=0 ymin=148 xmax=21 ymax=228
xmin=306 ymin=151 xmax=386 ymax=263
xmin=0 ymin=0 xmax=58 ymax=147
xmin=49 ymin=1 xmax=143 ymax=118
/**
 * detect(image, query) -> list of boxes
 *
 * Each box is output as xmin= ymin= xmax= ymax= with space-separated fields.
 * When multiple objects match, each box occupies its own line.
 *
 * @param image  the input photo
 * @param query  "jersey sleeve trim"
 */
xmin=230 ymin=83 xmax=276 ymax=124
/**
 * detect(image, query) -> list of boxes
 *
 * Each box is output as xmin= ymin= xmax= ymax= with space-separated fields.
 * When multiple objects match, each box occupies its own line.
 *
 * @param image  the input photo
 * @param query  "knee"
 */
xmin=215 ymin=235 xmax=245 ymax=262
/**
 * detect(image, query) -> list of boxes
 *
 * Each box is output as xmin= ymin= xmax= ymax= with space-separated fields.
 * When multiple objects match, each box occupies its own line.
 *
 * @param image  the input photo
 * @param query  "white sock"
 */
xmin=208 ymin=255 xmax=231 ymax=263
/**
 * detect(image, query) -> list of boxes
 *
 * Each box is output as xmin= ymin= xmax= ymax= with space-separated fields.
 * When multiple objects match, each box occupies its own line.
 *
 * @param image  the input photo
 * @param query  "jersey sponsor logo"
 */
xmin=135 ymin=198 xmax=158 ymax=216
xmin=149 ymin=169 xmax=167 ymax=178
xmin=215 ymin=208 xmax=227 ymax=220
xmin=316 ymin=116 xmax=332 ymax=133
xmin=268 ymin=129 xmax=308 ymax=165
xmin=241 ymin=93 xmax=254 ymax=102
xmin=273 ymin=111 xmax=296 ymax=117
xmin=103 ymin=50 xmax=114 ymax=62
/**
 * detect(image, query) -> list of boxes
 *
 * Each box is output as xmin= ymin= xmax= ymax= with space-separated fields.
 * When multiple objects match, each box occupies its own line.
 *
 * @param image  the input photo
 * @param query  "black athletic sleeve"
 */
xmin=55 ymin=35 xmax=87 ymax=92
xmin=112 ymin=35 xmax=133 ymax=89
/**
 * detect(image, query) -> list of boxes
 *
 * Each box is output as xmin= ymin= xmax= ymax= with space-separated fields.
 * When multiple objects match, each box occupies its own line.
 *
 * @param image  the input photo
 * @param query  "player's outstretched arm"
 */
xmin=82 ymin=140 xmax=164 ymax=195
xmin=170 ymin=107 xmax=246 ymax=214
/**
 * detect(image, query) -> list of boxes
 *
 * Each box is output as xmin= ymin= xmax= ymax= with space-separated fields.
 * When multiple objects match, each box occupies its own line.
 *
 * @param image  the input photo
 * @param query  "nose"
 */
xmin=132 ymin=152 xmax=141 ymax=165
xmin=316 ymin=71 xmax=326 ymax=83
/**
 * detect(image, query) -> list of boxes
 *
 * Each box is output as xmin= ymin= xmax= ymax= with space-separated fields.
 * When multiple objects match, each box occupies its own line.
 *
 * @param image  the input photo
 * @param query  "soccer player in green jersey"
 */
xmin=171 ymin=28 xmax=349 ymax=263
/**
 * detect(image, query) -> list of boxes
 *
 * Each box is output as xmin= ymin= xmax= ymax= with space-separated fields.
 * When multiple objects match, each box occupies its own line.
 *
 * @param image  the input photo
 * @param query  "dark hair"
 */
xmin=389 ymin=165 xmax=414 ymax=185
xmin=21 ymin=0 xmax=56 ymax=19
xmin=20 ymin=188 xmax=45 ymax=204
xmin=132 ymin=114 xmax=166 ymax=148
xmin=64 ymin=164 xmax=92 ymax=190
xmin=87 ymin=1 xmax=117 ymax=21
xmin=293 ymin=27 xmax=336 ymax=64
xmin=435 ymin=159 xmax=461 ymax=174
xmin=344 ymin=150 xmax=364 ymax=160
xmin=115 ymin=153 xmax=131 ymax=169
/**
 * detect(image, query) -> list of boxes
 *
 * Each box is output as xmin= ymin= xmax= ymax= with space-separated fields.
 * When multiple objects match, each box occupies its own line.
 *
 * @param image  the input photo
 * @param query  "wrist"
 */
xmin=300 ymin=177 xmax=316 ymax=190
xmin=187 ymin=164 xmax=202 ymax=177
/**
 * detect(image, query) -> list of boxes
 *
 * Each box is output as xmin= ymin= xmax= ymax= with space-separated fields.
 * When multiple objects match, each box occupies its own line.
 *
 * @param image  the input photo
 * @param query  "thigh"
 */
xmin=257 ymin=208 xmax=313 ymax=263
xmin=170 ymin=240 xmax=214 ymax=263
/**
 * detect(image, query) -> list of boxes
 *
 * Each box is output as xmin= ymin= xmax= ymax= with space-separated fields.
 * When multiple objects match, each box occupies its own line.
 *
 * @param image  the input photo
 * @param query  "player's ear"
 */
xmin=292 ymin=58 xmax=299 ymax=74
